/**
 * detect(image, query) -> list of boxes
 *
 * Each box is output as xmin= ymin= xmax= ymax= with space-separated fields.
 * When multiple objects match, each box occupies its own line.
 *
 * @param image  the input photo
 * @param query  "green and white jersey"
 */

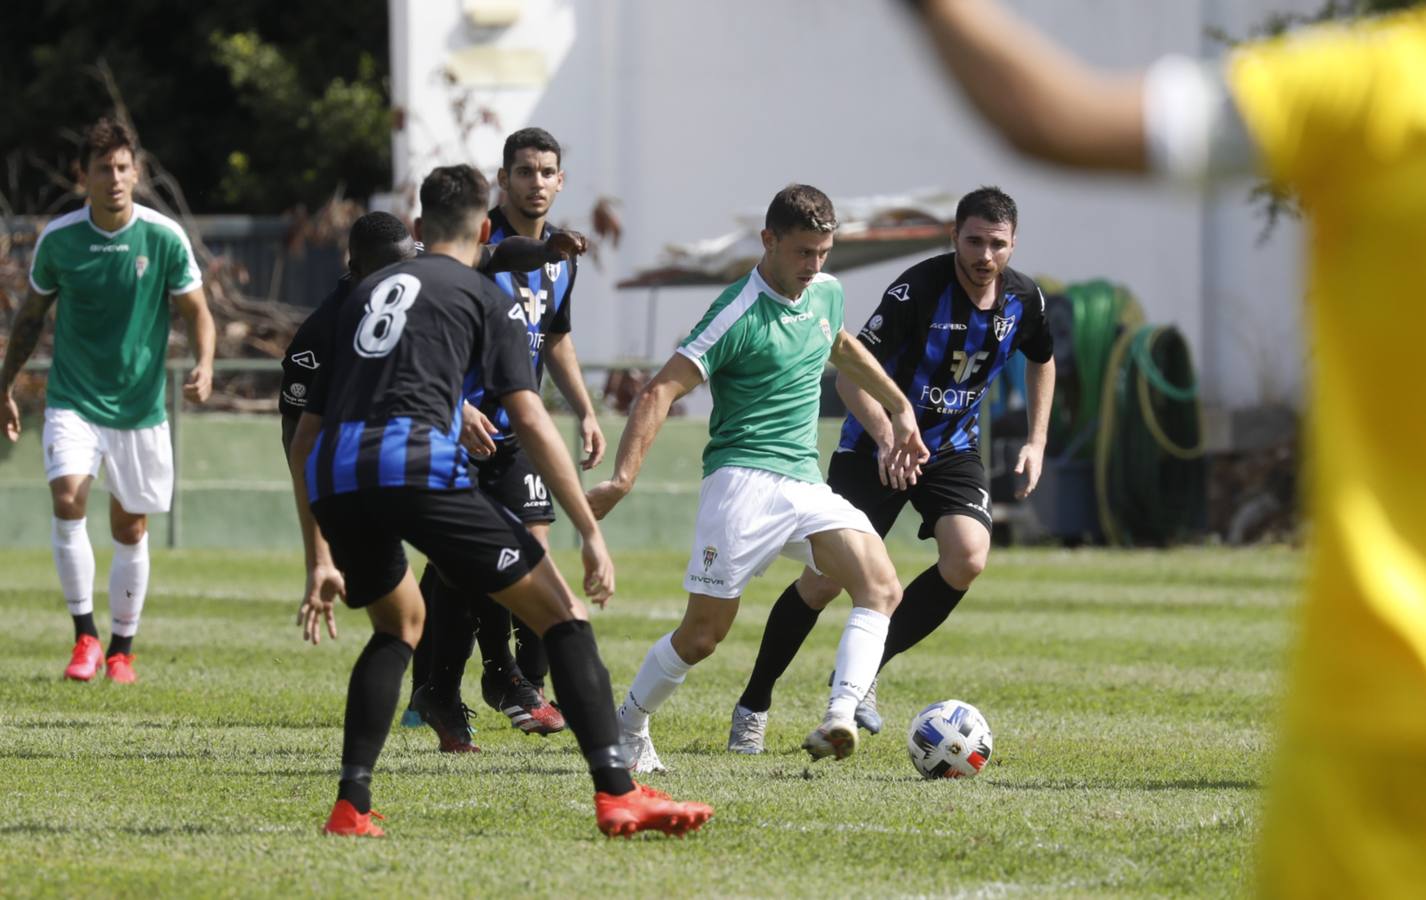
xmin=28 ymin=204 xmax=202 ymax=429
xmin=677 ymin=266 xmax=842 ymax=483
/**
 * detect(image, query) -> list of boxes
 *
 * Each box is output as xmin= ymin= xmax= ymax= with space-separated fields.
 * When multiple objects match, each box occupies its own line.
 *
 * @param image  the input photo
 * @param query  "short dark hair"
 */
xmin=347 ymin=211 xmax=415 ymax=278
xmin=955 ymin=186 xmax=1017 ymax=231
xmin=81 ymin=117 xmax=137 ymax=169
xmin=502 ymin=127 xmax=562 ymax=171
xmin=765 ymin=184 xmax=837 ymax=237
xmin=418 ymin=165 xmax=490 ymax=243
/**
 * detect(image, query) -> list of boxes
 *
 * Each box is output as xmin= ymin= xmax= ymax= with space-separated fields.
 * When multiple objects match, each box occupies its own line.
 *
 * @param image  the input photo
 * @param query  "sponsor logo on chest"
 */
xmin=90 ymin=243 xmax=131 ymax=253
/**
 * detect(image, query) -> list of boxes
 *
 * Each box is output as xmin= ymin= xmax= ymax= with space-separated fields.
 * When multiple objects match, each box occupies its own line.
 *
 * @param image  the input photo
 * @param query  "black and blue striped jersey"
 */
xmin=303 ymin=253 xmax=536 ymax=501
xmin=838 ymin=254 xmax=1053 ymax=460
xmin=279 ymin=275 xmax=353 ymax=419
xmin=465 ymin=206 xmax=577 ymax=439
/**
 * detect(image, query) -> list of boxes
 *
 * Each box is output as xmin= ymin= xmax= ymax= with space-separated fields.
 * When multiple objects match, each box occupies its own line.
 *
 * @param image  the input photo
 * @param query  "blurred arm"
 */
xmin=905 ymin=0 xmax=1148 ymax=171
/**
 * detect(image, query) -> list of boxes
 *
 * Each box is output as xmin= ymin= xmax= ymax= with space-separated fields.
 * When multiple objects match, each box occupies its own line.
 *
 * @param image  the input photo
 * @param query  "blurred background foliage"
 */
xmin=0 ymin=0 xmax=390 ymax=215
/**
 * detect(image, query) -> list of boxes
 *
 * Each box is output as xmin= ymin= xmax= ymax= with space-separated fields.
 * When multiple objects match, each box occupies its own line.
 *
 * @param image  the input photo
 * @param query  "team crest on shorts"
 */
xmin=993 ymin=315 xmax=1016 ymax=341
xmin=819 ymin=318 xmax=832 ymax=342
xmin=702 ymin=545 xmax=718 ymax=571
xmin=135 ymin=256 xmax=149 ymax=278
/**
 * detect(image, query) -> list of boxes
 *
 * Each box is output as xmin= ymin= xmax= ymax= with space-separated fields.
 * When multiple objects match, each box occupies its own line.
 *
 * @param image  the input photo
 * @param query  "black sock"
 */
xmin=472 ymin=593 xmax=515 ymax=677
xmin=423 ymin=577 xmax=476 ymax=704
xmin=543 ymin=619 xmax=634 ymax=797
xmin=513 ymin=616 xmax=548 ymax=690
xmin=409 ymin=566 xmax=440 ymax=697
xmin=107 ymin=634 xmax=133 ymax=657
xmin=881 ymin=564 xmax=967 ymax=668
xmin=72 ymin=613 xmax=98 ymax=641
xmin=339 ymin=631 xmax=413 ymax=814
xmin=337 ymin=765 xmax=373 ymax=814
xmin=738 ymin=582 xmax=824 ymax=713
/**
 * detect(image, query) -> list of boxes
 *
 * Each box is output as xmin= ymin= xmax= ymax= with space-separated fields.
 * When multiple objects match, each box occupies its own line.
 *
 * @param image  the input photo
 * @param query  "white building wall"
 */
xmin=390 ymin=0 xmax=1317 ymax=410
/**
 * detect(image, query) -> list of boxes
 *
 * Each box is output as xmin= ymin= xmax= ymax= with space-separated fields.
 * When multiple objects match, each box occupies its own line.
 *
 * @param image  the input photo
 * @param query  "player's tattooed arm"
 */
xmin=1014 ymin=357 xmax=1056 ymax=498
xmin=586 ymin=352 xmax=702 ymax=519
xmin=830 ymin=328 xmax=930 ymax=478
xmin=1 ymin=289 xmax=58 ymax=442
xmin=481 ymin=230 xmax=588 ymax=274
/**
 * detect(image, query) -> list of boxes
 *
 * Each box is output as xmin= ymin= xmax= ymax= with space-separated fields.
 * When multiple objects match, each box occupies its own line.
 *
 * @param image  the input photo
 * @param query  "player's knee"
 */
xmin=393 ymin=606 xmax=425 ymax=648
xmin=796 ymin=572 xmax=840 ymax=609
xmin=938 ymin=550 xmax=986 ymax=590
xmin=855 ymin=571 xmax=902 ymax=615
xmin=111 ymin=518 xmax=147 ymax=545
xmin=671 ymin=624 xmax=722 ymax=664
xmin=50 ymin=491 xmax=86 ymax=519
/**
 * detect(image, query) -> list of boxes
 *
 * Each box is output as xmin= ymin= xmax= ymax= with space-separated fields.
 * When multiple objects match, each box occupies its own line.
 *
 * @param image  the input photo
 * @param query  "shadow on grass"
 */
xmin=0 ymin=748 xmax=217 ymax=761
xmin=1005 ymin=776 xmax=1260 ymax=791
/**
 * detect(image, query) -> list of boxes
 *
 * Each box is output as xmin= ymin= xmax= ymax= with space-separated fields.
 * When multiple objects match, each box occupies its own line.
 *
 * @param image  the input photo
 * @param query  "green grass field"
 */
xmin=0 ymin=544 xmax=1299 ymax=898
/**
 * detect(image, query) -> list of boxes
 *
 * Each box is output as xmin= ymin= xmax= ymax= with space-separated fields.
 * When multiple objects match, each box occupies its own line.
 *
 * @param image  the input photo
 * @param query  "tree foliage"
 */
xmin=0 ymin=0 xmax=389 ymax=214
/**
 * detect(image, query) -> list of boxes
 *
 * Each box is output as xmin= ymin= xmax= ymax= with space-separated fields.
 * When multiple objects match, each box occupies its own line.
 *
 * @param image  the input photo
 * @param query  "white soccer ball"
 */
xmin=906 ymin=699 xmax=994 ymax=779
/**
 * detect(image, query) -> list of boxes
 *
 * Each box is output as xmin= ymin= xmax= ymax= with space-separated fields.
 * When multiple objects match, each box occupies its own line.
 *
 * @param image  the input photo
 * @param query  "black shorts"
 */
xmin=827 ymin=449 xmax=992 ymax=540
xmin=311 ymin=487 xmax=546 ymax=608
xmin=475 ymin=438 xmax=555 ymax=524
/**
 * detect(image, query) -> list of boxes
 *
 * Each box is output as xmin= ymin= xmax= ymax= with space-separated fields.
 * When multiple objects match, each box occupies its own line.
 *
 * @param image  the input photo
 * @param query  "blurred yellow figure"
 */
xmin=1227 ymin=13 xmax=1426 ymax=896
xmin=902 ymin=2 xmax=1426 ymax=895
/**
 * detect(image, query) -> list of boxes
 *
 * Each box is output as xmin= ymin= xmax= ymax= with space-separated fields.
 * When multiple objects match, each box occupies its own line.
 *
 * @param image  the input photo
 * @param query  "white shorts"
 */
xmin=684 ymin=466 xmax=876 ymax=599
xmin=42 ymin=407 xmax=174 ymax=514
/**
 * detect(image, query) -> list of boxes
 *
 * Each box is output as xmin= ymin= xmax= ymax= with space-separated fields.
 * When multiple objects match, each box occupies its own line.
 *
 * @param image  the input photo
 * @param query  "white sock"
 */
xmin=618 ymin=632 xmax=692 ymax=734
xmin=108 ymin=533 xmax=150 ymax=639
xmin=828 ymin=607 xmax=890 ymax=721
xmin=52 ymin=517 xmax=95 ymax=617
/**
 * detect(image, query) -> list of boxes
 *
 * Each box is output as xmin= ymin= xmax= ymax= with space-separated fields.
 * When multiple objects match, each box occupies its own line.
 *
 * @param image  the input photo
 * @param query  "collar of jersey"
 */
xmin=491 ymin=205 xmax=550 ymax=244
xmin=85 ymin=204 xmax=139 ymax=240
xmin=749 ymin=265 xmax=803 ymax=308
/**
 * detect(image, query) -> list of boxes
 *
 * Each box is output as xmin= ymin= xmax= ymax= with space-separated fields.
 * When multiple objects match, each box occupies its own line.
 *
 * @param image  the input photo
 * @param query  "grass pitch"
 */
xmin=0 ymin=544 xmax=1298 ymax=898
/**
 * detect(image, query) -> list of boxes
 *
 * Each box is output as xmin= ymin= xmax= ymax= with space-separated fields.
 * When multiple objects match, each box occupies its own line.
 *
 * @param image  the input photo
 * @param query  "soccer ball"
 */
xmin=906 ymin=699 xmax=993 ymax=779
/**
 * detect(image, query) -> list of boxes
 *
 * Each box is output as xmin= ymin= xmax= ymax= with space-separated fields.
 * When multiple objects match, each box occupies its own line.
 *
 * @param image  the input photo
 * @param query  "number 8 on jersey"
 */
xmin=355 ymin=273 xmax=422 ymax=358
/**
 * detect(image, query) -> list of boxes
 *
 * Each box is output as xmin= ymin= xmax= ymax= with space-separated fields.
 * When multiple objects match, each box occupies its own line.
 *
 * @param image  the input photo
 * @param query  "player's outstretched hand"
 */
xmin=585 ymin=479 xmax=628 ymax=520
xmin=579 ymin=415 xmax=606 ymax=470
xmin=1014 ymin=440 xmax=1045 ymax=499
xmin=544 ymin=230 xmax=589 ymax=261
xmin=297 ymin=564 xmax=344 ymax=644
xmin=460 ymin=401 xmax=498 ymax=459
xmin=580 ymin=530 xmax=615 ymax=608
xmin=183 ymin=364 xmax=213 ymax=404
xmin=2 ymin=394 xmax=20 ymax=443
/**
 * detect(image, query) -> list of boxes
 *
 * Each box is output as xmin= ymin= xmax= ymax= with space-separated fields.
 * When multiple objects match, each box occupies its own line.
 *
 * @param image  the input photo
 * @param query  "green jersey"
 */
xmin=28 ymin=204 xmax=202 ymax=429
xmin=677 ymin=267 xmax=843 ymax=483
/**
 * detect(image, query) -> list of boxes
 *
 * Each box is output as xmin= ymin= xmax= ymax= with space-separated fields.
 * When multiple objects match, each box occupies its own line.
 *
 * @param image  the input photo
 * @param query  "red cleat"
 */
xmin=64 ymin=635 xmax=104 ymax=682
xmin=105 ymin=653 xmax=137 ymax=684
xmin=483 ymin=671 xmax=566 ymax=735
xmin=595 ymin=782 xmax=714 ymax=838
xmin=322 ymin=799 xmax=386 ymax=837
